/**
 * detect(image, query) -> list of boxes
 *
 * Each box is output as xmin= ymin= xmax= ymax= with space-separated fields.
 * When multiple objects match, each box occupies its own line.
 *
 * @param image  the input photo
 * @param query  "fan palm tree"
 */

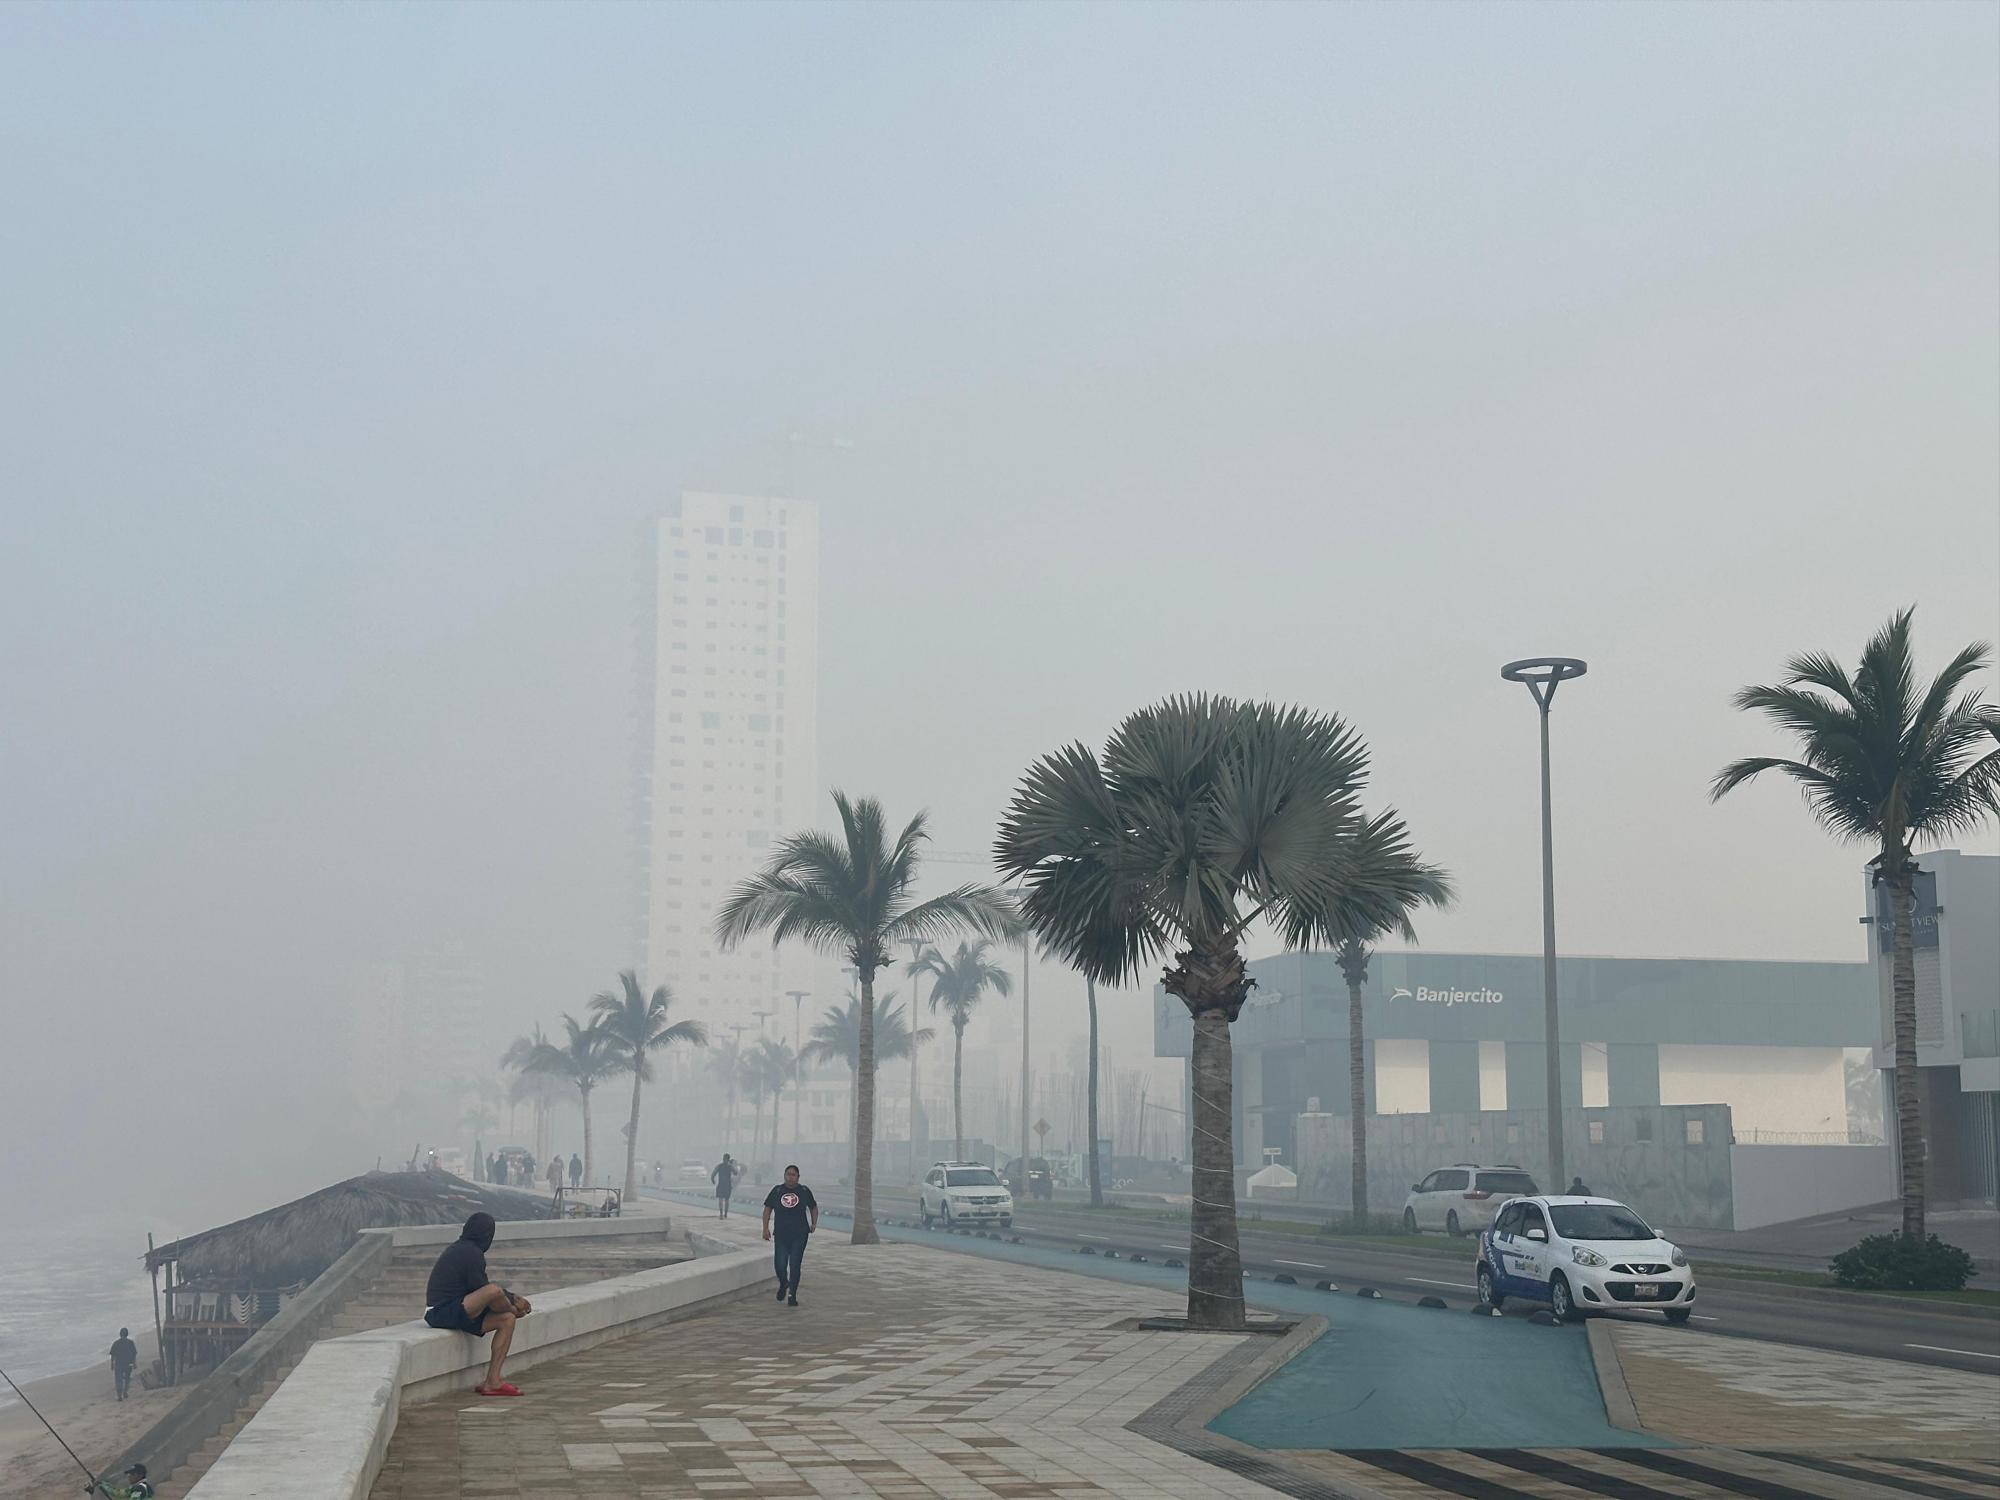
xmin=999 ymin=695 xmax=1401 ymax=1329
xmin=802 ymin=991 xmax=933 ymax=1149
xmin=751 ymin=1037 xmax=797 ymax=1163
xmin=914 ymin=941 xmax=1013 ymax=1162
xmin=522 ymin=1014 xmax=620 ymax=1189
xmin=717 ymin=791 xmax=1017 ymax=1244
xmin=1713 ymin=609 xmax=1999 ymax=1240
xmin=591 ymin=971 xmax=708 ymax=1201
xmin=1325 ymin=811 xmax=1454 ymax=1225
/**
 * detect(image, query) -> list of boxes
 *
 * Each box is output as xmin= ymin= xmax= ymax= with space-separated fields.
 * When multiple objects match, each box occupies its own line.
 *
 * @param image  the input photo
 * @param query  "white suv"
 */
xmin=1401 ymin=1164 xmax=1539 ymax=1237
xmin=919 ymin=1162 xmax=1015 ymax=1228
xmin=1476 ymin=1195 xmax=1696 ymax=1323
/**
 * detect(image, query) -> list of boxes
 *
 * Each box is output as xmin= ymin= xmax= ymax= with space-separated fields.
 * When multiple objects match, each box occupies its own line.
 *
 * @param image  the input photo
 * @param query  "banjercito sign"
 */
xmin=1390 ymin=985 xmax=1504 ymax=1007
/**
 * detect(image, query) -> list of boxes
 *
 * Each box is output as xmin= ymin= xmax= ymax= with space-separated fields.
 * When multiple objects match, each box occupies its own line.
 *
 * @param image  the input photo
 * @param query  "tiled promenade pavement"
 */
xmin=371 ymin=1222 xmax=1289 ymax=1500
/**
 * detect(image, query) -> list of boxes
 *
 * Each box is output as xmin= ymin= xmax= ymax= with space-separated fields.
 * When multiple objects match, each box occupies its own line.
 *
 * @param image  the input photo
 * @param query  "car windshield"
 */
xmin=1550 ymin=1204 xmax=1654 ymax=1241
xmin=946 ymin=1168 xmax=1001 ymax=1187
xmin=1477 ymin=1172 xmax=1538 ymax=1194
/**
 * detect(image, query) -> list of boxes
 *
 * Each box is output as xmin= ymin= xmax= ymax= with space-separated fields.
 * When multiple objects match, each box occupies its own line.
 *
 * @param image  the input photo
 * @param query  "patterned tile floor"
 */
xmin=371 ymin=1233 xmax=1286 ymax=1499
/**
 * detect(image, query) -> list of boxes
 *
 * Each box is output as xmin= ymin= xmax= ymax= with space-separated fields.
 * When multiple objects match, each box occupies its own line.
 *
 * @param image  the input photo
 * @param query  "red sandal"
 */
xmin=474 ymin=1382 xmax=522 ymax=1397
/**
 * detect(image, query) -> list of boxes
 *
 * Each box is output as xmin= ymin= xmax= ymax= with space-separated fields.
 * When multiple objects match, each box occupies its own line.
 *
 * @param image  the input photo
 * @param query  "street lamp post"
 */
xmin=1500 ymin=656 xmax=1588 ymax=1192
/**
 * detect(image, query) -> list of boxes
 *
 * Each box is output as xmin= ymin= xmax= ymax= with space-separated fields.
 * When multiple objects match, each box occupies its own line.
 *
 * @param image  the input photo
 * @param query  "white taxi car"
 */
xmin=1475 ymin=1195 xmax=1696 ymax=1323
xmin=918 ymin=1161 xmax=1015 ymax=1228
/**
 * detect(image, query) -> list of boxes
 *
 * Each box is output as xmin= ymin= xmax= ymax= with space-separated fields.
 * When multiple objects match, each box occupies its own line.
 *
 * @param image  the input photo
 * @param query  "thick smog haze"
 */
xmin=2 ymin=0 xmax=1995 ymax=1239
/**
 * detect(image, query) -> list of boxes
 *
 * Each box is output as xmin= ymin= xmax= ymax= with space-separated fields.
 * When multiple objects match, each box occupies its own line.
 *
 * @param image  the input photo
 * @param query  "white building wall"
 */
xmin=641 ymin=494 xmax=818 ymax=1034
xmin=1373 ymin=1038 xmax=1429 ymax=1114
xmin=1658 ymin=1044 xmax=1848 ymax=1138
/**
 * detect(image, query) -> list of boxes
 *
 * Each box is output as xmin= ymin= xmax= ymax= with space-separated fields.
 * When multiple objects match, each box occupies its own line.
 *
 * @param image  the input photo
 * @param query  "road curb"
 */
xmin=1586 ymin=1318 xmax=1646 ymax=1435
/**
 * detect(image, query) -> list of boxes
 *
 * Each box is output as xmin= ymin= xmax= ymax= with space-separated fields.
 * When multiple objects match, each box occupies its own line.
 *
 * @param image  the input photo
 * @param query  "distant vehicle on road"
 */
xmin=1475 ymin=1195 xmax=1695 ymax=1323
xmin=1002 ymin=1157 xmax=1055 ymax=1200
xmin=918 ymin=1162 xmax=1014 ymax=1228
xmin=1402 ymin=1164 xmax=1538 ymax=1237
xmin=678 ymin=1159 xmax=709 ymax=1183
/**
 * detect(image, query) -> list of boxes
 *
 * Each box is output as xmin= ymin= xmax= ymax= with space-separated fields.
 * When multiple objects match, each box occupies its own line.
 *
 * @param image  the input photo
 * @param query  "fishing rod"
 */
xmin=0 ymin=1362 xmax=105 ymax=1492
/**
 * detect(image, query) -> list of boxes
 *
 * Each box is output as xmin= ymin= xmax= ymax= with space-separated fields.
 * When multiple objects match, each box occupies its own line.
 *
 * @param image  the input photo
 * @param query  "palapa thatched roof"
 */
xmin=148 ymin=1170 xmax=557 ymax=1288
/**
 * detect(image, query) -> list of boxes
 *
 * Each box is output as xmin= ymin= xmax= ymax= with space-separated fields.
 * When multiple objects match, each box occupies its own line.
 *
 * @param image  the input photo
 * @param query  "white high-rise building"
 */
xmin=635 ymin=492 xmax=819 ymax=1035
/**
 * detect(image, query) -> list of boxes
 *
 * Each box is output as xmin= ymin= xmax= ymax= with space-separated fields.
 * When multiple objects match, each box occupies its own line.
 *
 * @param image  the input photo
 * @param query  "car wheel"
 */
xmin=919 ymin=1201 xmax=932 ymax=1228
xmin=999 ymin=1217 xmax=1012 ymax=1228
xmin=1402 ymin=1208 xmax=1417 ymax=1234
xmin=1446 ymin=1211 xmax=1462 ymax=1238
xmin=1663 ymin=1307 xmax=1691 ymax=1325
xmin=1477 ymin=1263 xmax=1502 ymax=1309
xmin=1550 ymin=1274 xmax=1574 ymax=1322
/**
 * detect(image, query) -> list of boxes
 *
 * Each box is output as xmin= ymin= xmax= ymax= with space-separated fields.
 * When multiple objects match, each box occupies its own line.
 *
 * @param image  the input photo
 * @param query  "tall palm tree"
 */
xmin=914 ymin=941 xmax=1012 ymax=1162
xmin=1713 ymin=609 xmax=1999 ymax=1241
xmin=522 ymin=1014 xmax=620 ymax=1189
xmin=501 ymin=1024 xmax=562 ymax=1163
xmin=717 ymin=791 xmax=1017 ymax=1244
xmin=709 ymin=1037 xmax=744 ymax=1154
xmin=751 ymin=1037 xmax=797 ymax=1164
xmin=1325 ymin=811 xmax=1454 ymax=1225
xmin=739 ymin=1048 xmax=772 ymax=1167
xmin=803 ymin=991 xmax=932 ymax=1149
xmin=592 ymin=971 xmax=708 ymax=1201
xmin=999 ymin=695 xmax=1397 ymax=1330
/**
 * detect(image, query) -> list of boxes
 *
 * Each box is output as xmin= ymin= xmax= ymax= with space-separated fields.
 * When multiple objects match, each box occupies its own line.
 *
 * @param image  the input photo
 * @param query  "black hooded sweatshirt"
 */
xmin=426 ymin=1213 xmax=499 ymax=1309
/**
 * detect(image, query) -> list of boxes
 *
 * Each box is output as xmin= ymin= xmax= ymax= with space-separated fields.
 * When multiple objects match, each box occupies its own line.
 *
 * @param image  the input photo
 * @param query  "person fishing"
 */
xmin=422 ymin=1212 xmax=532 ymax=1397
xmin=91 ymin=1462 xmax=154 ymax=1497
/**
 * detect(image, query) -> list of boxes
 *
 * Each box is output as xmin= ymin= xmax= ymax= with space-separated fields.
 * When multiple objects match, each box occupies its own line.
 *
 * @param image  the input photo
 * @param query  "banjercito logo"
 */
xmin=1389 ymin=985 xmax=1503 ymax=1006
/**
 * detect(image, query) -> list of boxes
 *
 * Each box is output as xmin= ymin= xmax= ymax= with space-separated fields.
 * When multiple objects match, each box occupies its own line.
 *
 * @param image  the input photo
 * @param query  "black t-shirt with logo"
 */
xmin=763 ymin=1182 xmax=816 ymax=1238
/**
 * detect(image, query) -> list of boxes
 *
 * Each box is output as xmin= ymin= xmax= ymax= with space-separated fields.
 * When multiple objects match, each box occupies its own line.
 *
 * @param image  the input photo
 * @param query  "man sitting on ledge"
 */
xmin=423 ymin=1212 xmax=532 ymax=1397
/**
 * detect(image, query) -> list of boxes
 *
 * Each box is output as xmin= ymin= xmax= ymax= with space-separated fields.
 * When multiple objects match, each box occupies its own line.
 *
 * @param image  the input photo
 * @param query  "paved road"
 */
xmin=658 ymin=1184 xmax=2000 ymax=1376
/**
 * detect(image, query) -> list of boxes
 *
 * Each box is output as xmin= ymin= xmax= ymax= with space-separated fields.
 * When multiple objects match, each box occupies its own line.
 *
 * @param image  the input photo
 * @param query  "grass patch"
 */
xmin=1697 ymin=1262 xmax=2000 ymax=1306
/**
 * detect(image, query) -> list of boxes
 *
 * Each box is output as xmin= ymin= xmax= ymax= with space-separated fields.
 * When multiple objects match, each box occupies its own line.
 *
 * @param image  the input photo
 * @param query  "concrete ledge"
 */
xmin=185 ymin=1245 xmax=769 ymax=1500
xmin=385 ymin=1213 xmax=675 ymax=1248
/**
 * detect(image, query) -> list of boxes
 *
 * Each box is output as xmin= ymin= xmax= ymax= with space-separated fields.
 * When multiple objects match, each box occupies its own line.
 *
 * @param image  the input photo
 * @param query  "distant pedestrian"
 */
xmin=109 ymin=1327 xmax=138 ymax=1401
xmin=711 ymin=1153 xmax=738 ymax=1218
xmin=547 ymin=1157 xmax=563 ymax=1196
xmin=761 ymin=1165 xmax=818 ymax=1306
xmin=569 ymin=1152 xmax=583 ymax=1188
xmin=653 ymin=1160 xmax=664 ymax=1189
xmin=1567 ymin=1176 xmax=1593 ymax=1196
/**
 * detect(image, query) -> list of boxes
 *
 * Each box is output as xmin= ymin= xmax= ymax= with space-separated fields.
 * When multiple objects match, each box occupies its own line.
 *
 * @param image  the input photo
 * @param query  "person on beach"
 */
xmin=422 ymin=1212 xmax=532 ymax=1397
xmin=569 ymin=1152 xmax=583 ymax=1188
xmin=711 ymin=1153 xmax=738 ymax=1218
xmin=92 ymin=1461 xmax=154 ymax=1497
xmin=760 ymin=1165 xmax=818 ymax=1307
xmin=109 ymin=1328 xmax=138 ymax=1401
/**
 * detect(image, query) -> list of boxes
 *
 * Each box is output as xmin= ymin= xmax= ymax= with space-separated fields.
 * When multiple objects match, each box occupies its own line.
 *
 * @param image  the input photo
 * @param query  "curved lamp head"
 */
xmin=1501 ymin=657 xmax=1587 ymax=709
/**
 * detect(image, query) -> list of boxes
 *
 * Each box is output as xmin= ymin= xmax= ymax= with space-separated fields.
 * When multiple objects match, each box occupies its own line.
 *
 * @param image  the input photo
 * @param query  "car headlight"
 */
xmin=1670 ymin=1247 xmax=1687 ymax=1268
xmin=1571 ymin=1245 xmax=1608 ymax=1268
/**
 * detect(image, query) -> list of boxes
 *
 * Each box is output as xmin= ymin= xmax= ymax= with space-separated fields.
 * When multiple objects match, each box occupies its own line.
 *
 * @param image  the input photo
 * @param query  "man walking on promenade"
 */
xmin=422 ymin=1212 xmax=533 ymax=1397
xmin=711 ymin=1152 xmax=738 ymax=1218
xmin=569 ymin=1152 xmax=583 ymax=1189
xmin=108 ymin=1328 xmax=138 ymax=1400
xmin=761 ymin=1165 xmax=818 ymax=1307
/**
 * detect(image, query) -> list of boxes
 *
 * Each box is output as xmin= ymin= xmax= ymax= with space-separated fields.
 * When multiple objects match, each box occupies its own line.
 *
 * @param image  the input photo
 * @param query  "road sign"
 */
xmin=1033 ymin=1118 xmax=1049 ymax=1140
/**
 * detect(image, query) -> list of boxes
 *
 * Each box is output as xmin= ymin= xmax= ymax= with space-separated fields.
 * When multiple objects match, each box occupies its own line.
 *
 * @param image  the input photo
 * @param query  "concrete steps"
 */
xmin=152 ymin=1236 xmax=680 ymax=1498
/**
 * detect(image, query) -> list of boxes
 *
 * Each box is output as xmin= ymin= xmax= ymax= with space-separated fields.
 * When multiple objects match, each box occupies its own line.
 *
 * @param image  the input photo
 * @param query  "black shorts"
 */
xmin=424 ymin=1300 xmax=488 ymax=1335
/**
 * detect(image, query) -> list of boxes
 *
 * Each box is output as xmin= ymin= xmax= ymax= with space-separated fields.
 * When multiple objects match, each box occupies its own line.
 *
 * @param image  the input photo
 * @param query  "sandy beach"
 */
xmin=1 ymin=1331 xmax=176 ymax=1496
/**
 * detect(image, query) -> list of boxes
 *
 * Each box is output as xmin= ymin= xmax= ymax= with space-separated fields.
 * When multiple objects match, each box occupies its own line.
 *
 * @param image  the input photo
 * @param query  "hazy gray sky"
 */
xmin=3 ymin=2 xmax=1994 ymax=1215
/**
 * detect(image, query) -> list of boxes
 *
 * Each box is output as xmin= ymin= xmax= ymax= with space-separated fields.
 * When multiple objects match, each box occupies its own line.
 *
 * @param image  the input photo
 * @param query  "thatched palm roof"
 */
xmin=148 ymin=1170 xmax=557 ymax=1288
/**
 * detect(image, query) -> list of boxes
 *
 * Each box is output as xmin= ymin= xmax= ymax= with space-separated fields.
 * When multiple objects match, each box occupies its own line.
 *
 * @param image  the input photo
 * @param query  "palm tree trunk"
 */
xmin=1888 ymin=863 xmax=1927 ymax=1241
xmin=909 ymin=1020 xmax=922 ymax=1181
xmin=623 ymin=1069 xmax=644 ymax=1203
xmin=1187 ymin=1007 xmax=1245 ymax=1330
xmin=1348 ymin=975 xmax=1367 ymax=1225
xmin=726 ymin=1075 xmax=739 ymax=1154
xmin=1086 ymin=978 xmax=1103 ymax=1209
xmin=580 ymin=1084 xmax=595 ymax=1188
xmin=771 ymin=1087 xmax=782 ymax=1164
xmin=853 ymin=974 xmax=880 ymax=1245
xmin=953 ymin=1021 xmax=966 ymax=1162
xmin=751 ymin=1089 xmax=765 ymax=1168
